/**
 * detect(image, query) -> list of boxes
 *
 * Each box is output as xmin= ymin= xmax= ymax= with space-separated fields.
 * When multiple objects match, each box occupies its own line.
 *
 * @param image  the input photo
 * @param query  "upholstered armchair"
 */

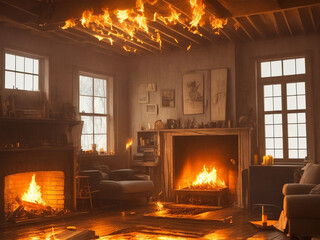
xmin=282 ymin=163 xmax=320 ymax=237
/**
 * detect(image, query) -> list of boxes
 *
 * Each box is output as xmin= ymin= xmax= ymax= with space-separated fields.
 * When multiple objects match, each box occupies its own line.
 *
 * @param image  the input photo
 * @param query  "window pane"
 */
xmin=297 ymin=95 xmax=306 ymax=109
xmin=296 ymin=58 xmax=305 ymax=74
xmin=265 ymin=125 xmax=274 ymax=137
xmin=94 ymin=97 xmax=107 ymax=114
xmin=34 ymin=59 xmax=39 ymax=74
xmin=274 ymin=125 xmax=282 ymax=137
xmin=81 ymin=135 xmax=93 ymax=151
xmin=94 ymin=78 xmax=107 ymax=97
xmin=16 ymin=56 xmax=24 ymax=72
xmin=94 ymin=135 xmax=107 ymax=151
xmin=287 ymin=83 xmax=296 ymax=96
xmin=25 ymin=57 xmax=33 ymax=73
xmin=274 ymin=114 xmax=282 ymax=124
xmin=94 ymin=116 xmax=107 ymax=134
xmin=81 ymin=116 xmax=93 ymax=134
xmin=275 ymin=150 xmax=283 ymax=158
xmin=273 ymin=85 xmax=281 ymax=97
xmin=266 ymin=138 xmax=274 ymax=148
xmin=261 ymin=62 xmax=271 ymax=78
xmin=299 ymin=150 xmax=307 ymax=159
xmin=79 ymin=96 xmax=93 ymax=113
xmin=16 ymin=73 xmax=24 ymax=89
xmin=5 ymin=71 xmax=15 ymax=89
xmin=5 ymin=53 xmax=15 ymax=70
xmin=288 ymin=124 xmax=297 ymax=137
xmin=288 ymin=113 xmax=297 ymax=124
xmin=271 ymin=60 xmax=282 ymax=77
xmin=34 ymin=76 xmax=39 ymax=91
xmin=25 ymin=74 xmax=33 ymax=90
xmin=266 ymin=149 xmax=274 ymax=157
xmin=287 ymin=96 xmax=297 ymax=110
xmin=297 ymin=113 xmax=306 ymax=123
xmin=298 ymin=124 xmax=306 ymax=137
xmin=264 ymin=85 xmax=273 ymax=97
xmin=265 ymin=114 xmax=273 ymax=124
xmin=299 ymin=138 xmax=307 ymax=148
xmin=274 ymin=138 xmax=283 ymax=148
xmin=264 ymin=98 xmax=273 ymax=111
xmin=289 ymin=138 xmax=298 ymax=149
xmin=80 ymin=76 xmax=93 ymax=95
xmin=289 ymin=150 xmax=298 ymax=159
xmin=283 ymin=59 xmax=295 ymax=75
xmin=273 ymin=97 xmax=282 ymax=111
xmin=297 ymin=82 xmax=305 ymax=95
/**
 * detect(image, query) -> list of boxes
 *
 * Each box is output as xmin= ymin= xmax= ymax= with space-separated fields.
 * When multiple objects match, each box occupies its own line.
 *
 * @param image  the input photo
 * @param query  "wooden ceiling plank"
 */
xmin=203 ymin=0 xmax=232 ymax=18
xmin=270 ymin=12 xmax=281 ymax=37
xmin=246 ymin=15 xmax=265 ymax=38
xmin=232 ymin=17 xmax=254 ymax=40
xmin=296 ymin=8 xmax=306 ymax=33
xmin=0 ymin=0 xmax=38 ymax=17
xmin=308 ymin=6 xmax=318 ymax=32
xmin=147 ymin=23 xmax=183 ymax=48
xmin=281 ymin=11 xmax=293 ymax=36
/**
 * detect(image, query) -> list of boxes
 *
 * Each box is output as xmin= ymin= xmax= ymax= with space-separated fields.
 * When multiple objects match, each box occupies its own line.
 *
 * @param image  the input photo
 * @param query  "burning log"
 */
xmin=16 ymin=196 xmax=53 ymax=211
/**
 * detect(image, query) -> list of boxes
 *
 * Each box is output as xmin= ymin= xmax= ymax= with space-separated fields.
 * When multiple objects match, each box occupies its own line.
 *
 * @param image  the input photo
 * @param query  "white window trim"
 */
xmin=77 ymin=70 xmax=114 ymax=154
xmin=256 ymin=53 xmax=315 ymax=164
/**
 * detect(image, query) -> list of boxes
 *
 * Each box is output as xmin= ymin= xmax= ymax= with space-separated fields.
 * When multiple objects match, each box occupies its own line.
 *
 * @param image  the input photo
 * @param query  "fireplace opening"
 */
xmin=173 ymin=135 xmax=238 ymax=206
xmin=4 ymin=171 xmax=65 ymax=221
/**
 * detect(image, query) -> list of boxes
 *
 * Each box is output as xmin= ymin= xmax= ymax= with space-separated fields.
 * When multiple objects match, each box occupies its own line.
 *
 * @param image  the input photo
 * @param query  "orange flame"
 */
xmin=61 ymin=19 xmax=76 ymax=29
xmin=192 ymin=165 xmax=226 ymax=189
xmin=22 ymin=174 xmax=46 ymax=205
xmin=189 ymin=0 xmax=205 ymax=31
xmin=156 ymin=201 xmax=163 ymax=211
xmin=209 ymin=16 xmax=228 ymax=30
xmin=126 ymin=139 xmax=133 ymax=150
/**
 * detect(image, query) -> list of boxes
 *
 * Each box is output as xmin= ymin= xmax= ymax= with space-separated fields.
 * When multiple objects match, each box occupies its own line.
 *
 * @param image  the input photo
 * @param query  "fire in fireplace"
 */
xmin=173 ymin=135 xmax=238 ymax=206
xmin=4 ymin=171 xmax=66 ymax=221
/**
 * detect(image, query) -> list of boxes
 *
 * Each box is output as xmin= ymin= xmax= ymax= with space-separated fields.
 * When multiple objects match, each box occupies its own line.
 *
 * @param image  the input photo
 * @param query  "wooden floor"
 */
xmin=0 ymin=203 xmax=289 ymax=239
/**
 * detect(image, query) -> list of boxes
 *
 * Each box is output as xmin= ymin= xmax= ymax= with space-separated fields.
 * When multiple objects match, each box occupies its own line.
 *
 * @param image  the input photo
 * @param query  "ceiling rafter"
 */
xmin=296 ymin=8 xmax=306 ymax=33
xmin=308 ymin=6 xmax=318 ymax=32
xmin=270 ymin=12 xmax=281 ymax=37
xmin=281 ymin=11 xmax=293 ymax=36
xmin=246 ymin=15 xmax=265 ymax=38
xmin=232 ymin=17 xmax=254 ymax=40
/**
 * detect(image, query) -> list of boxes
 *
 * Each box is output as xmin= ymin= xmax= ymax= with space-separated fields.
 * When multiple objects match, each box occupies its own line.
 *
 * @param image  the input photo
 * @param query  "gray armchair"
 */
xmin=282 ymin=163 xmax=320 ymax=237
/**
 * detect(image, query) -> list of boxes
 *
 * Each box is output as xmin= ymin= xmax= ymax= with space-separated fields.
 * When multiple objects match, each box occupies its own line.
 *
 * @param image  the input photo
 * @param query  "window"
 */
xmin=4 ymin=52 xmax=40 ymax=91
xmin=79 ymin=73 xmax=113 ymax=152
xmin=258 ymin=56 xmax=312 ymax=163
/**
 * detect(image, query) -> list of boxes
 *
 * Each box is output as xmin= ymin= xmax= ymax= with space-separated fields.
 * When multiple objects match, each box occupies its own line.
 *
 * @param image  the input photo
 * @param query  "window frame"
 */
xmin=2 ymin=49 xmax=46 ymax=93
xmin=256 ymin=53 xmax=315 ymax=164
xmin=77 ymin=71 xmax=114 ymax=153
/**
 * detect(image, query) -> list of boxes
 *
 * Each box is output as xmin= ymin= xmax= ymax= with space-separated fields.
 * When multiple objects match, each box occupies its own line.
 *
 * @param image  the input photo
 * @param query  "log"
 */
xmin=16 ymin=196 xmax=51 ymax=211
xmin=7 ymin=205 xmax=24 ymax=222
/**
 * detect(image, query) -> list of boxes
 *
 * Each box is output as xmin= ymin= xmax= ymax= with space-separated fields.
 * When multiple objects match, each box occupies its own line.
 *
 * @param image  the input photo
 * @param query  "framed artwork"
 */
xmin=182 ymin=73 xmax=204 ymax=115
xmin=146 ymin=83 xmax=157 ymax=92
xmin=138 ymin=84 xmax=149 ymax=103
xmin=161 ymin=89 xmax=175 ymax=108
xmin=211 ymin=68 xmax=227 ymax=121
xmin=146 ymin=104 xmax=158 ymax=114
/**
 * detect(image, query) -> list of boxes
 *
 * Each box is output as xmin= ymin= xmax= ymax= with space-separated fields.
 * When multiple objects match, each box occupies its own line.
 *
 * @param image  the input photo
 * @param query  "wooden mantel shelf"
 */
xmin=140 ymin=127 xmax=250 ymax=134
xmin=0 ymin=117 xmax=81 ymax=125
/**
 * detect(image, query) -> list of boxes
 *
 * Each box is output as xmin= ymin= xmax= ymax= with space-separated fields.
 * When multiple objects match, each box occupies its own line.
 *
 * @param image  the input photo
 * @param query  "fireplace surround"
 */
xmin=161 ymin=128 xmax=251 ymax=207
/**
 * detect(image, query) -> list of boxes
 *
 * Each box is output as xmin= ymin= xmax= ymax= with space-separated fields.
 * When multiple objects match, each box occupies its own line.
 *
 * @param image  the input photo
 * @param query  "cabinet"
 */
xmin=133 ymin=131 xmax=160 ymax=165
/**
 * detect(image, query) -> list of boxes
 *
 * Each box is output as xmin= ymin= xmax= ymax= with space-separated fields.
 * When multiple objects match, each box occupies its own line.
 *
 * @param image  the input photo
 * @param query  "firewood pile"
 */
xmin=6 ymin=196 xmax=66 ymax=222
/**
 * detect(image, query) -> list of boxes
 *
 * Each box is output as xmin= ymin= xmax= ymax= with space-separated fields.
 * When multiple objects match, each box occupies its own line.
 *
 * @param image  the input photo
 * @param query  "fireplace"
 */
xmin=161 ymin=128 xmax=251 ymax=207
xmin=173 ymin=135 xmax=238 ymax=206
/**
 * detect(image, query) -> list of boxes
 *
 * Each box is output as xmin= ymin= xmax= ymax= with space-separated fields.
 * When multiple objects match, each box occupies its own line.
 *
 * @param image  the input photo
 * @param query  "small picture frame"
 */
xmin=161 ymin=89 xmax=175 ymax=108
xmin=146 ymin=104 xmax=158 ymax=114
xmin=138 ymin=84 xmax=149 ymax=103
xmin=146 ymin=83 xmax=157 ymax=92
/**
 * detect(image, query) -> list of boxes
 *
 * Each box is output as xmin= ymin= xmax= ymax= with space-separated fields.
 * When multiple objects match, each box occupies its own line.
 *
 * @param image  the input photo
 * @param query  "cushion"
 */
xmin=109 ymin=169 xmax=135 ymax=180
xmin=299 ymin=163 xmax=320 ymax=184
xmin=310 ymin=184 xmax=320 ymax=194
xmin=95 ymin=164 xmax=111 ymax=173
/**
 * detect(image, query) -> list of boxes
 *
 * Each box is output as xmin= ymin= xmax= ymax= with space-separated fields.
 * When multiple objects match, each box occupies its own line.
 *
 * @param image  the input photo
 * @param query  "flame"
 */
xmin=189 ymin=0 xmax=205 ymax=32
xmin=123 ymin=45 xmax=137 ymax=53
xmin=209 ymin=16 xmax=228 ymax=30
xmin=126 ymin=139 xmax=133 ymax=150
xmin=94 ymin=35 xmax=104 ymax=41
xmin=187 ymin=43 xmax=192 ymax=50
xmin=61 ymin=19 xmax=76 ymax=29
xmin=191 ymin=165 xmax=226 ymax=189
xmin=45 ymin=227 xmax=56 ymax=240
xmin=22 ymin=174 xmax=46 ymax=205
xmin=156 ymin=201 xmax=164 ymax=211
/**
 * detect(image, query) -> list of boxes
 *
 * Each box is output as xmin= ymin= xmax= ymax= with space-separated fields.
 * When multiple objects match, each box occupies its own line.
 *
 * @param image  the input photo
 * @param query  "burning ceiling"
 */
xmin=61 ymin=0 xmax=228 ymax=53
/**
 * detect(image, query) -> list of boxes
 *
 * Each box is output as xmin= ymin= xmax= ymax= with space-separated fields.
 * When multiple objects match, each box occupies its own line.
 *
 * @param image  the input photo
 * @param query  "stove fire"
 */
xmin=187 ymin=165 xmax=227 ymax=190
xmin=21 ymin=174 xmax=46 ymax=206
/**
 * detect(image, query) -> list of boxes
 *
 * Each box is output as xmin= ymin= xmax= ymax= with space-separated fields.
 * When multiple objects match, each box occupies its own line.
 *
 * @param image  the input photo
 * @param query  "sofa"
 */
xmin=281 ymin=163 xmax=320 ymax=237
xmin=80 ymin=165 xmax=154 ymax=202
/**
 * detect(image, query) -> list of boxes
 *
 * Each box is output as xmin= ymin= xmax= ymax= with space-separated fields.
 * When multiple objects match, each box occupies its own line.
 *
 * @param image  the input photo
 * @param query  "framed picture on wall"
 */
xmin=161 ymin=89 xmax=175 ymax=108
xmin=146 ymin=83 xmax=157 ymax=92
xmin=146 ymin=104 xmax=158 ymax=114
xmin=211 ymin=68 xmax=227 ymax=121
xmin=182 ymin=73 xmax=204 ymax=114
xmin=138 ymin=84 xmax=149 ymax=103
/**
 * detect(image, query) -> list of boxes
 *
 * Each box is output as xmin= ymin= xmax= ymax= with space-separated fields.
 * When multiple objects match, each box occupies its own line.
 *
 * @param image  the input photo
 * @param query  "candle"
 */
xmin=254 ymin=154 xmax=258 ymax=165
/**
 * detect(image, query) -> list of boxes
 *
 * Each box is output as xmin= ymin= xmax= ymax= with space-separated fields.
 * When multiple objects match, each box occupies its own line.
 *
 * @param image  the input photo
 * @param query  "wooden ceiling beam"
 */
xmin=270 ymin=12 xmax=281 ymax=37
xmin=232 ymin=17 xmax=254 ymax=40
xmin=308 ymin=6 xmax=318 ymax=32
xmin=296 ymin=8 xmax=306 ymax=33
xmin=246 ymin=15 xmax=265 ymax=38
xmin=281 ymin=11 xmax=293 ymax=36
xmin=203 ymin=0 xmax=232 ymax=18
xmin=0 ymin=0 xmax=38 ymax=17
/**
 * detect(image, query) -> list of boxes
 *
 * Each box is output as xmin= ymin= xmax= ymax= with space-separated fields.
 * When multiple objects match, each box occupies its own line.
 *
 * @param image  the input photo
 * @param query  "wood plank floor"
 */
xmin=0 ymin=203 xmax=289 ymax=239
